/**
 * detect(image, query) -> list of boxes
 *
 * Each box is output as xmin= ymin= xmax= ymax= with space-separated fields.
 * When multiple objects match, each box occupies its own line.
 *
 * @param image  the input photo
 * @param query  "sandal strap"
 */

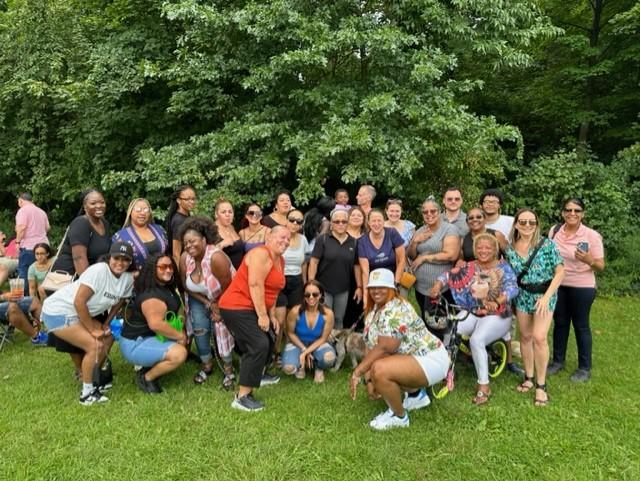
xmin=536 ymin=382 xmax=547 ymax=391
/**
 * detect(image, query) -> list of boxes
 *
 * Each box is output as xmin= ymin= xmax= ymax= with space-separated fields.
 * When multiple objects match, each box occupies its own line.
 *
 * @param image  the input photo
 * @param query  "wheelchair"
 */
xmin=424 ymin=295 xmax=508 ymax=400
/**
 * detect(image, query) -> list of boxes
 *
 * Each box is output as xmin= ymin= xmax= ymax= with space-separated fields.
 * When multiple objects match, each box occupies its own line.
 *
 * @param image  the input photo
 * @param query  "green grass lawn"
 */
xmin=1 ymin=297 xmax=639 ymax=481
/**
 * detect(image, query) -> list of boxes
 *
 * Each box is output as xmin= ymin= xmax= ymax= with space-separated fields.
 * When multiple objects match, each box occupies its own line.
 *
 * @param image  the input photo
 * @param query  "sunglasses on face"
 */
xmin=288 ymin=218 xmax=304 ymax=225
xmin=563 ymin=208 xmax=583 ymax=214
xmin=422 ymin=209 xmax=439 ymax=215
xmin=246 ymin=210 xmax=262 ymax=217
xmin=517 ymin=219 xmax=538 ymax=226
xmin=467 ymin=215 xmax=484 ymax=221
xmin=304 ymin=292 xmax=321 ymax=298
xmin=133 ymin=207 xmax=150 ymax=213
xmin=446 ymin=197 xmax=461 ymax=201
xmin=156 ymin=264 xmax=174 ymax=271
xmin=332 ymin=219 xmax=348 ymax=224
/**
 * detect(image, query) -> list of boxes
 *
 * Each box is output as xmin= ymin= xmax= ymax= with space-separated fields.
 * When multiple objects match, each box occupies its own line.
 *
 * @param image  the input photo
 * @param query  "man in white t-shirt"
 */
xmin=480 ymin=189 xmax=514 ymax=239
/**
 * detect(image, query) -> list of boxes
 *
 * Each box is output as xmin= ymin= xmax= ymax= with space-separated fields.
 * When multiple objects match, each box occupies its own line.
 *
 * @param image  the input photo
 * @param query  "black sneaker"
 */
xmin=260 ymin=373 xmax=280 ymax=387
xmin=547 ymin=361 xmax=565 ymax=376
xmin=506 ymin=362 xmax=525 ymax=377
xmin=135 ymin=369 xmax=163 ymax=394
xmin=231 ymin=393 xmax=264 ymax=412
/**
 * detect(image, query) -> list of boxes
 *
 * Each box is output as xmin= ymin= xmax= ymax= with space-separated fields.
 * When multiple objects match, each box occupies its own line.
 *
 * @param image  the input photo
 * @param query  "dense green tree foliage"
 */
xmin=0 ymin=1 xmax=638 ymax=291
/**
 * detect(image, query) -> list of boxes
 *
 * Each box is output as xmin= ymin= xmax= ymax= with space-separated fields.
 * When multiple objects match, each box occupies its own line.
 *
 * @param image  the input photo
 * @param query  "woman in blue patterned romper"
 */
xmin=506 ymin=209 xmax=564 ymax=406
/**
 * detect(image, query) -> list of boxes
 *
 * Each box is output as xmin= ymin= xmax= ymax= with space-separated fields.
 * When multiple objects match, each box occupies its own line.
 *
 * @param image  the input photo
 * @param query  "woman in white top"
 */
xmin=41 ymin=242 xmax=135 ymax=405
xmin=274 ymin=209 xmax=310 ymax=365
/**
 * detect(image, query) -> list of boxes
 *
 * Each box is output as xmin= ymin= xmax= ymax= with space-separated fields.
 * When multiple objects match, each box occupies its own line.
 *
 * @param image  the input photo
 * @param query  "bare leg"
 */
xmin=146 ymin=344 xmax=188 ymax=381
xmin=370 ymin=355 xmax=428 ymax=417
xmin=7 ymin=302 xmax=36 ymax=338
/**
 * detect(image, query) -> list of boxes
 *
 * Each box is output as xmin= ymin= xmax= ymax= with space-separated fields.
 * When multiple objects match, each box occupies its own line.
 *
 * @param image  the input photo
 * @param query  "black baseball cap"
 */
xmin=109 ymin=241 xmax=133 ymax=260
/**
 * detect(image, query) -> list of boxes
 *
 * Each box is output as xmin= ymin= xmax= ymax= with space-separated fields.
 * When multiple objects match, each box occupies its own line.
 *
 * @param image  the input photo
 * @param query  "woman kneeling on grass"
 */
xmin=119 ymin=253 xmax=188 ymax=394
xmin=41 ymin=242 xmax=134 ymax=405
xmin=282 ymin=280 xmax=336 ymax=383
xmin=350 ymin=268 xmax=448 ymax=431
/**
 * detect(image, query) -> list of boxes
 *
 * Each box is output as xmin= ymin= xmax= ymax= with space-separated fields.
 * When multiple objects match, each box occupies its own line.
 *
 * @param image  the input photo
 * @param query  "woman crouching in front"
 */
xmin=119 ymin=253 xmax=188 ymax=394
xmin=350 ymin=268 xmax=448 ymax=431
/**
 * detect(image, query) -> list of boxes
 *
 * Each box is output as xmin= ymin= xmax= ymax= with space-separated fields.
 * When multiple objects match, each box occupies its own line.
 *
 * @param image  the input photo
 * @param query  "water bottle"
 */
xmin=110 ymin=317 xmax=123 ymax=341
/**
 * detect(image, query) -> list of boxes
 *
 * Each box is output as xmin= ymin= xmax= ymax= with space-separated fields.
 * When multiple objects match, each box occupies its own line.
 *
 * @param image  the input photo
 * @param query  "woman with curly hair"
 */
xmin=179 ymin=216 xmax=236 ymax=389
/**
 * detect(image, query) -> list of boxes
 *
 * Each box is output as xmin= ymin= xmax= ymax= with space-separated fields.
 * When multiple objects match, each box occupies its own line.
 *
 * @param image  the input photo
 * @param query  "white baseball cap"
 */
xmin=367 ymin=268 xmax=396 ymax=289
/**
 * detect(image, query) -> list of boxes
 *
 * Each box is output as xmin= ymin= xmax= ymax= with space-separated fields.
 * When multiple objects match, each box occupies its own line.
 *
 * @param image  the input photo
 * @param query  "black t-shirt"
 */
xmin=311 ymin=233 xmax=357 ymax=294
xmin=121 ymin=286 xmax=181 ymax=340
xmin=462 ymin=228 xmax=498 ymax=262
xmin=170 ymin=212 xmax=189 ymax=241
xmin=261 ymin=215 xmax=283 ymax=229
xmin=52 ymin=216 xmax=111 ymax=275
xmin=223 ymin=239 xmax=245 ymax=270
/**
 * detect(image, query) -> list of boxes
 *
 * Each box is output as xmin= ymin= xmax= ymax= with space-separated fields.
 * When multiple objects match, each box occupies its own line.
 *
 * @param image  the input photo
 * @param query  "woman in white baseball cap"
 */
xmin=349 ymin=268 xmax=448 ymax=431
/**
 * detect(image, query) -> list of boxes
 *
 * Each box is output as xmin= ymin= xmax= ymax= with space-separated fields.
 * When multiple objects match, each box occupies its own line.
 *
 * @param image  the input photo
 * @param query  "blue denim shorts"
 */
xmin=0 ymin=297 xmax=32 ymax=321
xmin=119 ymin=335 xmax=176 ymax=367
xmin=41 ymin=311 xmax=79 ymax=332
xmin=282 ymin=342 xmax=336 ymax=370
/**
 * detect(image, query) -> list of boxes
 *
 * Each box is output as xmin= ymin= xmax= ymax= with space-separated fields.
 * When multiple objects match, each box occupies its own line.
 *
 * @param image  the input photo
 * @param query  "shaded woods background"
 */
xmin=0 ymin=0 xmax=638 ymax=292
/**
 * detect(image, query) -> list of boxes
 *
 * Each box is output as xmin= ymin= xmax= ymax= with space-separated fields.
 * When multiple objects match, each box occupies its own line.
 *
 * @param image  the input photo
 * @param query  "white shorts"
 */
xmin=413 ymin=345 xmax=449 ymax=386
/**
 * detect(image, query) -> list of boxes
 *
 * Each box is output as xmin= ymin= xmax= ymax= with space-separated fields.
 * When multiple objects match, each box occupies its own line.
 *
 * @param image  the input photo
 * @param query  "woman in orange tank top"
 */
xmin=220 ymin=225 xmax=291 ymax=412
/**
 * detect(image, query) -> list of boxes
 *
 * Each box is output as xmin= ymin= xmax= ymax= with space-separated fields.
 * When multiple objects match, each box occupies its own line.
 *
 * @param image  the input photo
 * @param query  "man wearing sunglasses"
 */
xmin=442 ymin=187 xmax=469 ymax=237
xmin=480 ymin=188 xmax=514 ymax=238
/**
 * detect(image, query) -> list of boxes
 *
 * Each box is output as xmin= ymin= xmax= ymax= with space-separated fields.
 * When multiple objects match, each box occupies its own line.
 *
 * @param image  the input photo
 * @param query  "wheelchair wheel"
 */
xmin=487 ymin=340 xmax=507 ymax=378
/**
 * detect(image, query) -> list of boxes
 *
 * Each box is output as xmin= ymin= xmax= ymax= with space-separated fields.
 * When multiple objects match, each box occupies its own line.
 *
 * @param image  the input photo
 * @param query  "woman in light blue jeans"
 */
xmin=282 ymin=280 xmax=336 ymax=383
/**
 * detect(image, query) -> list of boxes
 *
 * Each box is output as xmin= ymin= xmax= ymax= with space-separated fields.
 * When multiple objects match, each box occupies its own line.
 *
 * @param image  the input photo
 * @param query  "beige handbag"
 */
xmin=40 ymin=227 xmax=76 ymax=292
xmin=398 ymin=269 xmax=416 ymax=289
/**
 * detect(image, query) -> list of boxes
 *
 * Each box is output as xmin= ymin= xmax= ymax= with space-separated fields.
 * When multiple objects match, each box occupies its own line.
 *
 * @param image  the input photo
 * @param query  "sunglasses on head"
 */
xmin=304 ymin=292 xmax=321 ymax=298
xmin=517 ymin=219 xmax=538 ymax=226
xmin=563 ymin=208 xmax=583 ymax=214
xmin=288 ymin=217 xmax=304 ymax=225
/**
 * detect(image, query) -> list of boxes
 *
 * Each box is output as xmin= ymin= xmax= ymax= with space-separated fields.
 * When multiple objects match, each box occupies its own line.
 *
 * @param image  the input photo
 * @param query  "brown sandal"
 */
xmin=534 ymin=383 xmax=550 ymax=406
xmin=472 ymin=389 xmax=491 ymax=405
xmin=516 ymin=375 xmax=534 ymax=393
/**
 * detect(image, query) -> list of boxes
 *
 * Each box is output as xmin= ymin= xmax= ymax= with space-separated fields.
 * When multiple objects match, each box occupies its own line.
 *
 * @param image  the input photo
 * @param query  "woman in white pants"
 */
xmin=430 ymin=234 xmax=519 ymax=405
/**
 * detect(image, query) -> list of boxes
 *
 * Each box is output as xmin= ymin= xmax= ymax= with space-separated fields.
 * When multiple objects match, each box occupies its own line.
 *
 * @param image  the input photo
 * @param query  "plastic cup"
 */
xmin=9 ymin=278 xmax=24 ymax=299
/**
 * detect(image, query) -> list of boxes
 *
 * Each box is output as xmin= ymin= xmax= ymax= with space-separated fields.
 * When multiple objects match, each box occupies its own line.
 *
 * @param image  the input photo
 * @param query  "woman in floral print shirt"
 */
xmin=506 ymin=209 xmax=564 ymax=407
xmin=349 ymin=268 xmax=448 ymax=431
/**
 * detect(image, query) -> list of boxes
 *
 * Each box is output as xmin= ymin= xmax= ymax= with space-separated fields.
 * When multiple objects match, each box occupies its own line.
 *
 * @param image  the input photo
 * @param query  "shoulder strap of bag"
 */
xmin=550 ymin=223 xmax=563 ymax=239
xmin=45 ymin=226 xmax=71 ymax=276
xmin=517 ymin=238 xmax=546 ymax=283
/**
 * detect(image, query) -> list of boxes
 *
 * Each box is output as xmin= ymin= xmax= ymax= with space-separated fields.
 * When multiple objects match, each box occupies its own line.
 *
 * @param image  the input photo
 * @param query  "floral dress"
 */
xmin=364 ymin=297 xmax=442 ymax=355
xmin=505 ymin=239 xmax=563 ymax=314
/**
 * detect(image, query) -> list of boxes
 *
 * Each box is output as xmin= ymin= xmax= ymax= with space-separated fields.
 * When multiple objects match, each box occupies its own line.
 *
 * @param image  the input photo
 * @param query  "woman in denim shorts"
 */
xmin=119 ymin=253 xmax=188 ymax=394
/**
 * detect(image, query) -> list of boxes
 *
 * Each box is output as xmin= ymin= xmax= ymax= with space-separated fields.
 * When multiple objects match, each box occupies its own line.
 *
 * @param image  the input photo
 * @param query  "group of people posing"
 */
xmin=0 ymin=184 xmax=604 ymax=430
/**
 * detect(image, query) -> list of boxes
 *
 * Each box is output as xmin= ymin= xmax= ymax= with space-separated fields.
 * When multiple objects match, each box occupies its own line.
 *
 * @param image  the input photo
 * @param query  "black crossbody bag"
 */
xmin=517 ymin=239 xmax=552 ymax=294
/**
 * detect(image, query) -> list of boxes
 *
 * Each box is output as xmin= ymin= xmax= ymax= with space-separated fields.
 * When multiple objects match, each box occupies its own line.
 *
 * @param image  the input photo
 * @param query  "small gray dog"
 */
xmin=330 ymin=328 xmax=366 ymax=371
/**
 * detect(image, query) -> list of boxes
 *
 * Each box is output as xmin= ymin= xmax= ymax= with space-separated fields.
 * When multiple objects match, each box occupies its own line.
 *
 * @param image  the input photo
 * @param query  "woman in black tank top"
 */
xmin=459 ymin=208 xmax=508 ymax=263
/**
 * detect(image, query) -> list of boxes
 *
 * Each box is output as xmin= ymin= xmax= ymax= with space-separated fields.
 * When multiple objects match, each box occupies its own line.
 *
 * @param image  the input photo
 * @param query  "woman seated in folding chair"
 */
xmin=41 ymin=242 xmax=135 ymax=405
xmin=0 ymin=294 xmax=46 ymax=346
xmin=429 ymin=233 xmax=518 ymax=405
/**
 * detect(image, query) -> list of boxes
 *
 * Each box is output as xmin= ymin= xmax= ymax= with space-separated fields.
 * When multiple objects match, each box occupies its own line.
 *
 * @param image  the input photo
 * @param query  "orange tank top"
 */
xmin=219 ymin=246 xmax=285 ymax=311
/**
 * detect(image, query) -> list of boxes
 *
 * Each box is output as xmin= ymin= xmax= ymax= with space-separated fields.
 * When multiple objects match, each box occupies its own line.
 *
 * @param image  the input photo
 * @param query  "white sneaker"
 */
xmin=370 ymin=409 xmax=393 ymax=426
xmin=403 ymin=388 xmax=431 ymax=411
xmin=370 ymin=411 xmax=410 ymax=431
xmin=79 ymin=389 xmax=109 ymax=406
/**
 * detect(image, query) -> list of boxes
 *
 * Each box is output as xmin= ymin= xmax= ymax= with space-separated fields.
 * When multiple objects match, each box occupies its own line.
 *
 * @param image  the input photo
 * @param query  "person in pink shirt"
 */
xmin=548 ymin=198 xmax=605 ymax=382
xmin=15 ymin=193 xmax=50 ymax=295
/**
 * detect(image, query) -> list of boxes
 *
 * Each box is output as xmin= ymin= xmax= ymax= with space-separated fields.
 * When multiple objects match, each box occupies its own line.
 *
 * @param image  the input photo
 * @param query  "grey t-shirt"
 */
xmin=443 ymin=211 xmax=469 ymax=237
xmin=413 ymin=222 xmax=459 ymax=295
